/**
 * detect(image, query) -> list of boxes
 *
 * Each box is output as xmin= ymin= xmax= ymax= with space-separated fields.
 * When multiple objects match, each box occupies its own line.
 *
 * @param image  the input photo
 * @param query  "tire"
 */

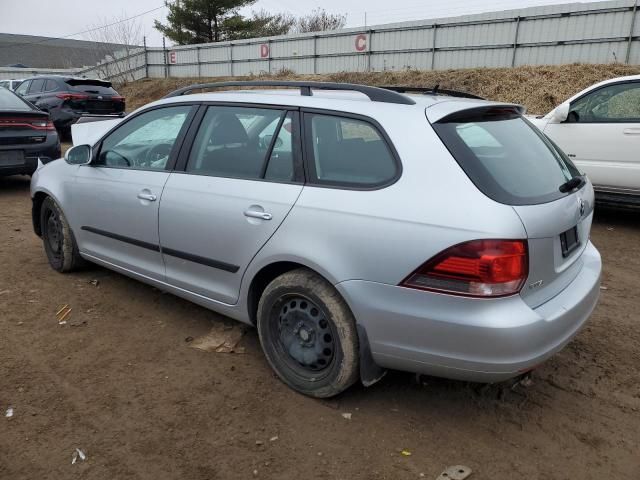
xmin=40 ymin=197 xmax=84 ymax=272
xmin=257 ymin=268 xmax=359 ymax=398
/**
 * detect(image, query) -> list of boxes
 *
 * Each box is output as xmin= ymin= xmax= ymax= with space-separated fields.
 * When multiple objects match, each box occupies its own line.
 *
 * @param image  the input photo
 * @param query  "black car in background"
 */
xmin=0 ymin=87 xmax=60 ymax=177
xmin=15 ymin=76 xmax=125 ymax=138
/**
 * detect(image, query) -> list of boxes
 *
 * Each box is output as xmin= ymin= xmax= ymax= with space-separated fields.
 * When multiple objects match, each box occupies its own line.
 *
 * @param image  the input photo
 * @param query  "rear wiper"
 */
xmin=559 ymin=175 xmax=585 ymax=193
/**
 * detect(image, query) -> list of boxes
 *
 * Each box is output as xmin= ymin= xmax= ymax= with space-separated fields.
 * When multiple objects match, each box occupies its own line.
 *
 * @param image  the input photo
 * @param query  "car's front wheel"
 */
xmin=40 ymin=197 xmax=84 ymax=272
xmin=257 ymin=268 xmax=359 ymax=398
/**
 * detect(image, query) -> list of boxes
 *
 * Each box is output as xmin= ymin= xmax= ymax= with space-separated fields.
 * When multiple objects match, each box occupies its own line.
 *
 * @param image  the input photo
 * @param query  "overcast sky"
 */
xmin=0 ymin=0 xmax=603 ymax=47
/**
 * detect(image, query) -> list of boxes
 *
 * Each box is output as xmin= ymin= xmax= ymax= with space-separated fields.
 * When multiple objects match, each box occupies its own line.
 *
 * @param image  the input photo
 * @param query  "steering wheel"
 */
xmin=144 ymin=143 xmax=173 ymax=167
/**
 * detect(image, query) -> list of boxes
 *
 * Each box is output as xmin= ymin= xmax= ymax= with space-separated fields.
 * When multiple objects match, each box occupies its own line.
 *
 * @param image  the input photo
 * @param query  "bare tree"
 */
xmin=293 ymin=8 xmax=347 ymax=33
xmin=81 ymin=13 xmax=145 ymax=84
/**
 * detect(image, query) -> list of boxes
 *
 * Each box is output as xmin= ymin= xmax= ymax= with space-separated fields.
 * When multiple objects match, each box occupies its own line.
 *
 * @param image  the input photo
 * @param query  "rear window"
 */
xmin=65 ymin=79 xmax=117 ymax=95
xmin=432 ymin=108 xmax=581 ymax=205
xmin=0 ymin=88 xmax=31 ymax=111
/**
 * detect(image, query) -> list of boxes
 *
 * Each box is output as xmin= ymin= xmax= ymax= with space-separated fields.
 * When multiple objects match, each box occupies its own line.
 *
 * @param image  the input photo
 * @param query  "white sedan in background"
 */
xmin=529 ymin=75 xmax=640 ymax=205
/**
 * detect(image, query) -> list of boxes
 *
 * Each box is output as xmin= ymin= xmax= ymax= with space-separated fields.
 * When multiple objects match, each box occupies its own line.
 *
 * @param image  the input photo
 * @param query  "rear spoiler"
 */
xmin=425 ymin=102 xmax=526 ymax=124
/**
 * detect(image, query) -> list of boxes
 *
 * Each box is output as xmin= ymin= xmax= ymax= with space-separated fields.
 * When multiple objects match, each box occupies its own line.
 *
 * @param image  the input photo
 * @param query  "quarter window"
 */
xmin=28 ymin=79 xmax=45 ymax=94
xmin=44 ymin=79 xmax=58 ymax=92
xmin=305 ymin=114 xmax=398 ymax=187
xmin=186 ymin=106 xmax=295 ymax=181
xmin=569 ymin=82 xmax=640 ymax=123
xmin=96 ymin=106 xmax=192 ymax=170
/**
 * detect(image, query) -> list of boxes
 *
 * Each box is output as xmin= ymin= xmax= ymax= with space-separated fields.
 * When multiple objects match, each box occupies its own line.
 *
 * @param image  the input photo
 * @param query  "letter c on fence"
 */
xmin=355 ymin=34 xmax=367 ymax=52
xmin=260 ymin=44 xmax=270 ymax=58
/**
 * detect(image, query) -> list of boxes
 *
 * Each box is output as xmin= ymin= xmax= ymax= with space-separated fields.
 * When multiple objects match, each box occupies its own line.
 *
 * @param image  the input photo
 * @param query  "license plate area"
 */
xmin=560 ymin=225 xmax=580 ymax=257
xmin=0 ymin=150 xmax=25 ymax=166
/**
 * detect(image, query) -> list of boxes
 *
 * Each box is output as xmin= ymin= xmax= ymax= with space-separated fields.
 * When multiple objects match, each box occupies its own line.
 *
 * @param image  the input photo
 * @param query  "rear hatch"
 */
xmin=62 ymin=78 xmax=125 ymax=115
xmin=429 ymin=103 xmax=593 ymax=307
xmin=0 ymin=88 xmax=54 ymax=164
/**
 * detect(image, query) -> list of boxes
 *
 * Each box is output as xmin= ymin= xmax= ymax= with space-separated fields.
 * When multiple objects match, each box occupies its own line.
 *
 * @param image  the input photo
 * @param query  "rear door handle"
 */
xmin=137 ymin=192 xmax=157 ymax=201
xmin=244 ymin=209 xmax=272 ymax=220
xmin=623 ymin=128 xmax=640 ymax=135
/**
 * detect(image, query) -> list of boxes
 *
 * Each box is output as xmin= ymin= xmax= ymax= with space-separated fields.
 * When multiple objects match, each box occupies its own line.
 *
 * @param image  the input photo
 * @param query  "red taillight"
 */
xmin=400 ymin=239 xmax=528 ymax=297
xmin=111 ymin=96 xmax=125 ymax=102
xmin=0 ymin=118 xmax=55 ymax=131
xmin=56 ymin=93 xmax=89 ymax=101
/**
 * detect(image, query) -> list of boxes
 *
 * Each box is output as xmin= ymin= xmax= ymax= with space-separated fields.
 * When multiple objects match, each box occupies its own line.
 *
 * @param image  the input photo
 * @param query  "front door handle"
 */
xmin=137 ymin=192 xmax=157 ymax=201
xmin=244 ymin=209 xmax=272 ymax=221
xmin=623 ymin=128 xmax=640 ymax=135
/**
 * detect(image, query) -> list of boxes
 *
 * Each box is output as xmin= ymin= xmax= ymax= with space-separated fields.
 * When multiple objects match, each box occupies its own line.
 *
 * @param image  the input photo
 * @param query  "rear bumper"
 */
xmin=337 ymin=241 xmax=601 ymax=383
xmin=0 ymin=134 xmax=60 ymax=176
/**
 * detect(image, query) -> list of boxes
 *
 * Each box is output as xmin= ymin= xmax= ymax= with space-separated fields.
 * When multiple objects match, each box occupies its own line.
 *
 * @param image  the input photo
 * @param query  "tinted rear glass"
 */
xmin=0 ymin=88 xmax=31 ymax=111
xmin=432 ymin=109 xmax=581 ymax=205
xmin=65 ymin=79 xmax=117 ymax=95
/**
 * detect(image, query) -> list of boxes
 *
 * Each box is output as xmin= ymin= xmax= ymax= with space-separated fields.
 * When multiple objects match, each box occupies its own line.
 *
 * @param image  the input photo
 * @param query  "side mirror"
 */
xmin=552 ymin=102 xmax=570 ymax=123
xmin=65 ymin=144 xmax=92 ymax=165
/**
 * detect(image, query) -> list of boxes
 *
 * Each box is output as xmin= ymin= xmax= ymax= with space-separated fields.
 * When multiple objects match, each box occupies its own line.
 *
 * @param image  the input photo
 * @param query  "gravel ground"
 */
xmin=0 ymin=174 xmax=638 ymax=480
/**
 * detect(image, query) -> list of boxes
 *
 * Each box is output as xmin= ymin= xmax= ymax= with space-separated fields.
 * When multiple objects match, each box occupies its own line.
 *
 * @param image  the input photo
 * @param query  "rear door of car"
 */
xmin=69 ymin=104 xmax=197 ymax=281
xmin=159 ymin=104 xmax=303 ymax=304
xmin=543 ymin=80 xmax=640 ymax=195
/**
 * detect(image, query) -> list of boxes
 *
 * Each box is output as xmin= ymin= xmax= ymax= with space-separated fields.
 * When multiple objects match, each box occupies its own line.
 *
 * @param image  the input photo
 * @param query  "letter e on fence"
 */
xmin=169 ymin=51 xmax=177 ymax=64
xmin=355 ymin=34 xmax=367 ymax=52
xmin=260 ymin=44 xmax=270 ymax=58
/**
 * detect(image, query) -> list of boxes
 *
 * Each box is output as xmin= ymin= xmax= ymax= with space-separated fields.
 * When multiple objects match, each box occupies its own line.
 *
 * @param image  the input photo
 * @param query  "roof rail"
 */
xmin=381 ymin=85 xmax=484 ymax=100
xmin=163 ymin=81 xmax=416 ymax=105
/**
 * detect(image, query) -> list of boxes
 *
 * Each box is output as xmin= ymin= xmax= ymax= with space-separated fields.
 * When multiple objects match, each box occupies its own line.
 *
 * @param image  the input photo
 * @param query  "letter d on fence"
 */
xmin=260 ymin=44 xmax=270 ymax=58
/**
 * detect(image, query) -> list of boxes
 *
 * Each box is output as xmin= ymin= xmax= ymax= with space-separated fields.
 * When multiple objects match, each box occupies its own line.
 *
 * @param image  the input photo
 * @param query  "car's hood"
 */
xmin=71 ymin=118 xmax=123 ymax=146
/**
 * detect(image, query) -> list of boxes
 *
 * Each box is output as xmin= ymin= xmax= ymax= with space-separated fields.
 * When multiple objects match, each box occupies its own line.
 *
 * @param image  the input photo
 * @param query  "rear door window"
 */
xmin=432 ymin=108 xmax=581 ymax=205
xmin=304 ymin=113 xmax=399 ymax=187
xmin=186 ymin=106 xmax=296 ymax=182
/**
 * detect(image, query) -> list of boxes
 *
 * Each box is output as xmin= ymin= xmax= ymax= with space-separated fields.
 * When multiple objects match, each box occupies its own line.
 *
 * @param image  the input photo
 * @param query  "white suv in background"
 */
xmin=529 ymin=75 xmax=640 ymax=206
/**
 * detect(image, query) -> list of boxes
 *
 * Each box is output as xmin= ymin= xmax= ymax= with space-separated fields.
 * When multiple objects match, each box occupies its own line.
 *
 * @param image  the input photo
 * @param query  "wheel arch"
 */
xmin=245 ymin=260 xmax=387 ymax=387
xmin=31 ymin=190 xmax=51 ymax=237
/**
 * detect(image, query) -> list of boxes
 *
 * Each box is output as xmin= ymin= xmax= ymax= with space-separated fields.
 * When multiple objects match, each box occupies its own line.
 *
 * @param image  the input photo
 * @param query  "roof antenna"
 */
xmin=433 ymin=84 xmax=440 ymax=94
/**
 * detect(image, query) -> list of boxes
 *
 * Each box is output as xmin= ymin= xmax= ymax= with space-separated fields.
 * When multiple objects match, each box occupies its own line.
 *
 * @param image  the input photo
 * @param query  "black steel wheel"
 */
xmin=257 ymin=268 xmax=359 ymax=398
xmin=40 ymin=197 xmax=84 ymax=272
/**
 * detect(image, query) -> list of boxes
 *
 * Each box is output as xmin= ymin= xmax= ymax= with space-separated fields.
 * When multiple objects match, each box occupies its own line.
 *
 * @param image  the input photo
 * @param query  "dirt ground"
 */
xmin=0 ymin=174 xmax=638 ymax=480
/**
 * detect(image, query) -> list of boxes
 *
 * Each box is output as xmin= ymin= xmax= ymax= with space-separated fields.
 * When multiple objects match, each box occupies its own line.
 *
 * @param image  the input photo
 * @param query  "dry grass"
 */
xmin=119 ymin=63 xmax=640 ymax=115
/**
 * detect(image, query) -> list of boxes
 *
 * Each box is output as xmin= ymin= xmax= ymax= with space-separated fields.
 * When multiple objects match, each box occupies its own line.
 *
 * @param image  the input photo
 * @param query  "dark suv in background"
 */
xmin=15 ymin=76 xmax=125 ymax=138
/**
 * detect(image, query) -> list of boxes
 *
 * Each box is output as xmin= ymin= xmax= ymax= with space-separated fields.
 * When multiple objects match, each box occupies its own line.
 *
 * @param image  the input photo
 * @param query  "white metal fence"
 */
xmin=69 ymin=0 xmax=640 ymax=83
xmin=0 ymin=66 xmax=78 ymax=81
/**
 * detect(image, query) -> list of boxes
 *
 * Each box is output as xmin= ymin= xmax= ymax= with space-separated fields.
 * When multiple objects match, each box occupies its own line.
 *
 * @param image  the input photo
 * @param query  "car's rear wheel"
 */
xmin=257 ymin=269 xmax=359 ymax=398
xmin=40 ymin=197 xmax=84 ymax=272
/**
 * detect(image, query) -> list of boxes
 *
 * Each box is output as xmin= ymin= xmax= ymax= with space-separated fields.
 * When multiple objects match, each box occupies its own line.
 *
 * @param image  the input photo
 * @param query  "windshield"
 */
xmin=432 ymin=109 xmax=581 ymax=205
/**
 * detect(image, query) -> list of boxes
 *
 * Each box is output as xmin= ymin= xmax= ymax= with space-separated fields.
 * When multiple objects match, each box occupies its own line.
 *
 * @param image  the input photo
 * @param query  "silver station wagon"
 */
xmin=31 ymin=81 xmax=602 ymax=397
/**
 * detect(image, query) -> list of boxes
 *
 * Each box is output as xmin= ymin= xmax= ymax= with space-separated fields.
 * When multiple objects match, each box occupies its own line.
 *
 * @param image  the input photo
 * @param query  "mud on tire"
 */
xmin=40 ymin=197 xmax=85 ymax=272
xmin=257 ymin=268 xmax=359 ymax=398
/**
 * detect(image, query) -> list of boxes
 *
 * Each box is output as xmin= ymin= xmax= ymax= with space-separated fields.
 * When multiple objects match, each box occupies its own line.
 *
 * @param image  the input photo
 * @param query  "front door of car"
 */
xmin=544 ymin=81 xmax=640 ymax=194
xmin=159 ymin=105 xmax=303 ymax=304
xmin=70 ymin=105 xmax=196 ymax=280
